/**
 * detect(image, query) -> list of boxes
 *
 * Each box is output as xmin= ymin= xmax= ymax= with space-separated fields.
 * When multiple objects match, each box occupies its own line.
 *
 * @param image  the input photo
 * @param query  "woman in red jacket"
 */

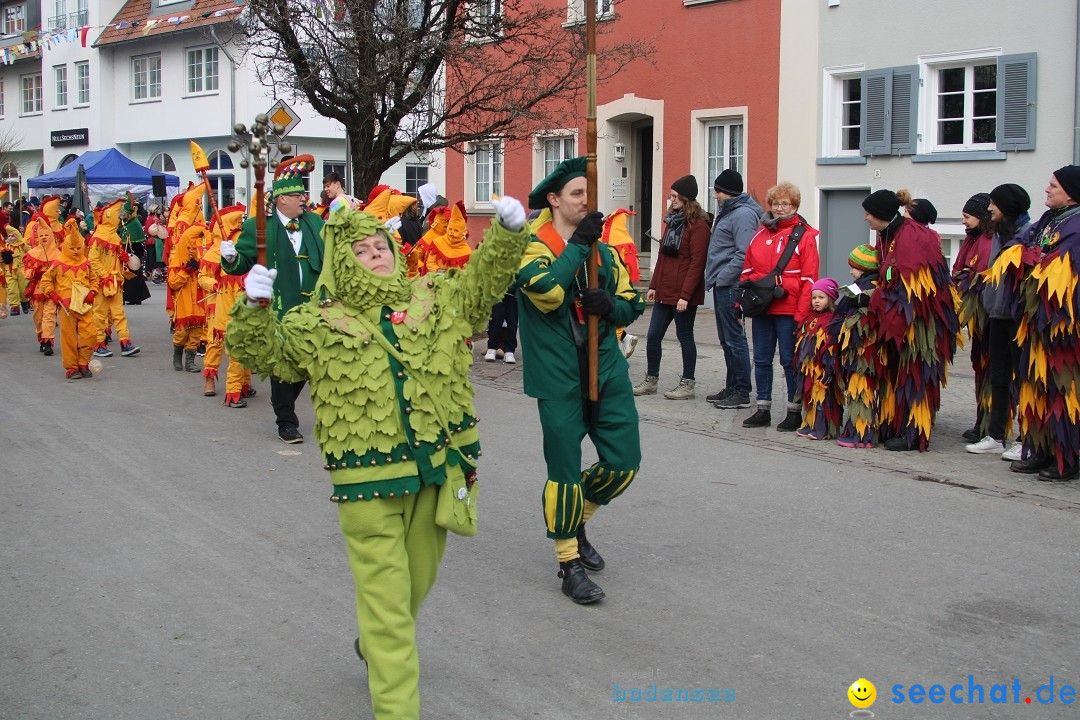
xmin=633 ymin=175 xmax=710 ymax=399
xmin=739 ymin=181 xmax=819 ymax=430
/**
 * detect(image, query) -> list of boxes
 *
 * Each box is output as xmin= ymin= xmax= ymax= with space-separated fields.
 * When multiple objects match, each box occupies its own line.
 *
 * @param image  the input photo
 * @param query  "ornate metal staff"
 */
xmin=585 ymin=0 xmax=600 ymax=416
xmin=226 ymin=115 xmax=292 ymax=268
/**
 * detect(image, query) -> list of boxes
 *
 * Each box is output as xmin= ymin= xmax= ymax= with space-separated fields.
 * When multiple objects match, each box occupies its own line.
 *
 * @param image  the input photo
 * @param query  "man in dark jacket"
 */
xmin=703 ymin=170 xmax=761 ymax=409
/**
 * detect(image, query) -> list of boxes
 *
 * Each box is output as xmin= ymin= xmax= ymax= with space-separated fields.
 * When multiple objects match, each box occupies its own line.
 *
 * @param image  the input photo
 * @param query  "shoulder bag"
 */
xmin=735 ymin=223 xmax=806 ymax=318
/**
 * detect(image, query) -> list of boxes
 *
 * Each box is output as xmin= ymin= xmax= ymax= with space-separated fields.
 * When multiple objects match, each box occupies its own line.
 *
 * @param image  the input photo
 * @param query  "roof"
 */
xmin=94 ymin=0 xmax=247 ymax=48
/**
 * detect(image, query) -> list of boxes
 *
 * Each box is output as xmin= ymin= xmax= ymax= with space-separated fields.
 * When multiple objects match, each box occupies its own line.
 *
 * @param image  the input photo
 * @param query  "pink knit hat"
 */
xmin=811 ymin=277 xmax=839 ymax=300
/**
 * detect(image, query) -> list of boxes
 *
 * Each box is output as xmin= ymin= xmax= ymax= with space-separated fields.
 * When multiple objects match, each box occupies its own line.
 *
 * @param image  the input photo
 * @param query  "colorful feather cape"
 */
xmin=795 ymin=309 xmax=840 ymax=439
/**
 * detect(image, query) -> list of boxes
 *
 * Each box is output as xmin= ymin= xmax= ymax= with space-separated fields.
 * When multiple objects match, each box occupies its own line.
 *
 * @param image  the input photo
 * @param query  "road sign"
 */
xmin=265 ymin=99 xmax=301 ymax=137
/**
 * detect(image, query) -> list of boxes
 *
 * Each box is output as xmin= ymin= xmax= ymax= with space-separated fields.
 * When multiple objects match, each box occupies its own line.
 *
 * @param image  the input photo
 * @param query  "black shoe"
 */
xmin=961 ymin=427 xmax=981 ymax=442
xmin=1037 ymin=464 xmax=1079 ymax=481
xmin=576 ymin=526 xmax=604 ymax=572
xmin=353 ymin=637 xmax=366 ymax=664
xmin=706 ymin=389 xmax=732 ymax=404
xmin=1011 ymin=456 xmax=1053 ymax=474
xmin=196 ymin=341 xmax=207 ymax=357
xmin=39 ymin=339 xmax=46 ymax=353
xmin=20 ymin=301 xmax=30 ymax=313
xmin=884 ymin=437 xmax=914 ymax=451
xmin=717 ymin=391 xmax=752 ymax=409
xmin=742 ymin=408 xmax=771 ymax=428
xmin=42 ymin=340 xmax=54 ymax=356
xmin=558 ymin=559 xmax=605 ymax=604
xmin=225 ymin=398 xmax=248 ymax=408
xmin=776 ymin=410 xmax=801 ymax=432
xmin=278 ymin=426 xmax=304 ymax=444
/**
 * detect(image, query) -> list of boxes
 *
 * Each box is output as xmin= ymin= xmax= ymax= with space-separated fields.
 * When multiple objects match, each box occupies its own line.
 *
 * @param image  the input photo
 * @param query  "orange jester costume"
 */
xmin=169 ymin=222 xmax=209 ymax=372
xmin=88 ymin=197 xmax=141 ymax=358
xmin=22 ymin=196 xmax=64 ymax=354
xmin=423 ymin=201 xmax=471 ymax=274
xmin=38 ymin=218 xmax=99 ymax=379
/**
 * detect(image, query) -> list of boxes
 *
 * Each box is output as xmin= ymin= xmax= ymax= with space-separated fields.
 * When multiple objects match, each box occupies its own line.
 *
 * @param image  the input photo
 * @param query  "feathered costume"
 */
xmin=795 ymin=309 xmax=840 ymax=439
xmin=870 ymin=217 xmax=959 ymax=451
xmin=953 ymin=229 xmax=994 ymax=436
xmin=831 ymin=274 xmax=881 ymax=447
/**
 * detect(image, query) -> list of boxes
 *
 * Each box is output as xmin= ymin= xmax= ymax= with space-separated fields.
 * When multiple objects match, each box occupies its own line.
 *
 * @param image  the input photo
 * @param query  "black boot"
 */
xmin=42 ymin=339 xmax=53 ymax=356
xmin=577 ymin=525 xmax=605 ymax=572
xmin=184 ymin=349 xmax=199 ymax=372
xmin=173 ymin=345 xmax=184 ymax=371
xmin=776 ymin=409 xmax=802 ymax=432
xmin=558 ymin=559 xmax=605 ymax=604
xmin=742 ymin=407 xmax=771 ymax=428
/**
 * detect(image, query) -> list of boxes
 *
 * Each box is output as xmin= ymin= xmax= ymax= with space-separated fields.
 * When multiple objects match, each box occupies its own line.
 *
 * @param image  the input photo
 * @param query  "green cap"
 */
xmin=272 ymin=175 xmax=307 ymax=198
xmin=528 ymin=156 xmax=587 ymax=210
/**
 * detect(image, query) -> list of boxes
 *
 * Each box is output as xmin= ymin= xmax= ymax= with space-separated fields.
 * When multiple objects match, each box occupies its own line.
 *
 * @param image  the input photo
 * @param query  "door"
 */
xmin=820 ymin=189 xmax=872 ymax=281
xmin=633 ymin=123 xmax=653 ymax=254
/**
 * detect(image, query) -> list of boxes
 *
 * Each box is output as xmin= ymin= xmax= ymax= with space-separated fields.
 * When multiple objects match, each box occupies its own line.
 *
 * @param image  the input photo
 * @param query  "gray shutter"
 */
xmin=996 ymin=53 xmax=1037 ymax=151
xmin=860 ymin=69 xmax=890 ymax=156
xmin=889 ymin=65 xmax=919 ymax=156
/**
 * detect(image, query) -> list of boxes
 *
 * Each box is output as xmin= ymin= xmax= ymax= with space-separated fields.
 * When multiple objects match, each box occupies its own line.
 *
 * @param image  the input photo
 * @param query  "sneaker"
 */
xmin=278 ymin=426 xmax=304 ymax=444
xmin=620 ymin=333 xmax=638 ymax=359
xmin=742 ymin=407 xmax=771 ymax=428
xmin=9 ymin=305 xmax=19 ymax=316
xmin=503 ymin=351 xmax=516 ymax=364
xmin=42 ymin=340 xmax=54 ymax=356
xmin=92 ymin=344 xmax=113 ymax=358
xmin=1001 ymin=441 xmax=1023 ymax=462
xmin=226 ymin=398 xmax=248 ymax=408
xmin=120 ymin=341 xmax=140 ymax=357
xmin=484 ymin=349 xmax=497 ymax=362
xmin=706 ymin=388 xmax=732 ymax=404
xmin=965 ymin=436 xmax=1005 ymax=454
xmin=716 ymin=391 xmax=751 ymax=409
xmin=196 ymin=341 xmax=207 ymax=357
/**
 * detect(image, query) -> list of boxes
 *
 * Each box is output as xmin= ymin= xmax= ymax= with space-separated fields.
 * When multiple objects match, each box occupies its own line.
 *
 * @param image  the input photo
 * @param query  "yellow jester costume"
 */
xmin=38 ymin=218 xmax=99 ymax=378
xmin=88 ymin=197 xmax=140 ymax=357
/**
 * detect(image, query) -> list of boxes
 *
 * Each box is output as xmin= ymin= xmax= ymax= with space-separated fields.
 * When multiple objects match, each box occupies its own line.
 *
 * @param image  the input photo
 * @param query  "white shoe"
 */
xmin=966 ymin=436 xmax=1005 ymax=454
xmin=503 ymin=351 xmax=516 ymax=364
xmin=1002 ymin=441 xmax=1023 ymax=461
xmin=484 ymin=349 xmax=497 ymax=362
xmin=620 ymin=333 xmax=638 ymax=359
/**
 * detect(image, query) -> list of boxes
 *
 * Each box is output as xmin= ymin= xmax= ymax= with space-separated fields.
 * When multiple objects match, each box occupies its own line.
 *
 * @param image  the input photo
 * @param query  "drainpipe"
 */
xmin=208 ymin=26 xmax=248 ymax=198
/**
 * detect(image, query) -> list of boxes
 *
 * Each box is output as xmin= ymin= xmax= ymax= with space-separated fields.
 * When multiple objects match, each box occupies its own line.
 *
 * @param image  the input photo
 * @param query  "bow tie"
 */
xmin=285 ymin=220 xmax=300 ymax=233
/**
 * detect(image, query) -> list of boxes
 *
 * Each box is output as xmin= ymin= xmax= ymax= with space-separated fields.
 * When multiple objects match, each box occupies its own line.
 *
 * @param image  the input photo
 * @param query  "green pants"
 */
xmin=538 ymin=373 xmax=641 ymax=539
xmin=338 ymin=481 xmax=447 ymax=720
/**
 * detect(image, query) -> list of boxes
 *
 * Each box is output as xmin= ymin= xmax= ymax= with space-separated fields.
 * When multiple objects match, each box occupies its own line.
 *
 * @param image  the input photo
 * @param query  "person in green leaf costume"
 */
xmin=225 ymin=194 xmax=529 ymax=720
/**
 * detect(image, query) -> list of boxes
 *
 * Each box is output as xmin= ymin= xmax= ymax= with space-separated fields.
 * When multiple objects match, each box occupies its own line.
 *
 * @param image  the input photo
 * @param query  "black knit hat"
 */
xmin=962 ymin=193 xmax=991 ymax=220
xmin=909 ymin=198 xmax=938 ymax=225
xmin=862 ymin=189 xmax=902 ymax=221
xmin=713 ymin=169 xmax=743 ymax=196
xmin=1054 ymin=165 xmax=1080 ymax=205
xmin=671 ymin=175 xmax=698 ymax=201
xmin=989 ymin=183 xmax=1030 ymax=217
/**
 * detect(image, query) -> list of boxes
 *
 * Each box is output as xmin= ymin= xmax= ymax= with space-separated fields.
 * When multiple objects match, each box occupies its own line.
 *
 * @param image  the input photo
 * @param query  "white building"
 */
xmin=0 ymin=0 xmax=442 ymax=208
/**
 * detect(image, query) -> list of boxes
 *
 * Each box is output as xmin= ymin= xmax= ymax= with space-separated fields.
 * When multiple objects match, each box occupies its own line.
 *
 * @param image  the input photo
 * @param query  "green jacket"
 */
xmin=223 ymin=211 xmax=324 ymax=318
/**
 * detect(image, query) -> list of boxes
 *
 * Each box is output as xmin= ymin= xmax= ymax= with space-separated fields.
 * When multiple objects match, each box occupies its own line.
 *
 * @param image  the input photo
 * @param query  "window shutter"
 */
xmin=996 ymin=53 xmax=1037 ymax=151
xmin=860 ymin=69 xmax=890 ymax=156
xmin=889 ymin=65 xmax=919 ymax=156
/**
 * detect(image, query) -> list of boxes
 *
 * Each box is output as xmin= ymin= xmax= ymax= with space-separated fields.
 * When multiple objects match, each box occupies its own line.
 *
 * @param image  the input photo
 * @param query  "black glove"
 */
xmin=581 ymin=288 xmax=615 ymax=317
xmin=1 ymin=250 xmax=12 ymax=264
xmin=569 ymin=211 xmax=605 ymax=246
xmin=185 ymin=259 xmax=199 ymax=272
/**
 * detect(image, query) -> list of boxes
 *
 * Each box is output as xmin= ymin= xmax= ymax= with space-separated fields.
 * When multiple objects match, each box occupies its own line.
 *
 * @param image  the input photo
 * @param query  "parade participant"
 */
xmin=423 ymin=200 xmax=471 ymax=274
xmin=38 ymin=218 xmax=98 ymax=379
xmin=794 ymin=277 xmax=840 ymax=440
xmin=2 ymin=225 xmax=29 ymax=315
xmin=88 ymin=197 xmax=141 ymax=358
xmin=864 ymin=189 xmax=958 ymax=452
xmin=832 ymin=244 xmax=881 ymax=448
xmin=601 ymin=208 xmax=642 ymax=358
xmin=413 ymin=204 xmax=450 ymax=276
xmin=144 ymin=203 xmax=168 ymax=283
xmin=169 ymin=223 xmax=209 ymax=373
xmin=226 ymin=195 xmax=530 ymax=720
xmin=517 ymin=156 xmax=645 ymax=604
xmin=22 ymin=196 xmax=64 ymax=355
xmin=198 ymin=204 xmax=253 ymax=404
xmin=994 ymin=168 xmax=1080 ymax=480
xmin=221 ymin=156 xmax=323 ymax=444
xmin=119 ymin=195 xmax=152 ymax=306
xmin=163 ymin=183 xmax=208 ymax=324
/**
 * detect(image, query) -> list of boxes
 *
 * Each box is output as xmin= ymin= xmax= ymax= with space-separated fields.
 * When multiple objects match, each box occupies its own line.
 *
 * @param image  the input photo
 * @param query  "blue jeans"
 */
xmin=646 ymin=302 xmax=698 ymax=379
xmin=712 ymin=286 xmax=752 ymax=394
xmin=750 ymin=314 xmax=797 ymax=404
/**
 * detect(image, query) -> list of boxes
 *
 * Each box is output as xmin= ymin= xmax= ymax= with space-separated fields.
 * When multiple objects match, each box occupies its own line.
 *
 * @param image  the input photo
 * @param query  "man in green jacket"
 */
xmin=220 ymin=159 xmax=324 ymax=444
xmin=517 ymin=157 xmax=645 ymax=604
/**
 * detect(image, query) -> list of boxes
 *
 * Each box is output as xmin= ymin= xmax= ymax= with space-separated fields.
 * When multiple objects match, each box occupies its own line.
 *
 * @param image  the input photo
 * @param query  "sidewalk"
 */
xmin=471 ymin=303 xmax=1080 ymax=514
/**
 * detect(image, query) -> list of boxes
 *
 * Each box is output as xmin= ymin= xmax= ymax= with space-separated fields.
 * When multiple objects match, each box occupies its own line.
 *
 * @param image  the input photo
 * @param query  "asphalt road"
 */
xmin=2 ymin=294 xmax=1079 ymax=720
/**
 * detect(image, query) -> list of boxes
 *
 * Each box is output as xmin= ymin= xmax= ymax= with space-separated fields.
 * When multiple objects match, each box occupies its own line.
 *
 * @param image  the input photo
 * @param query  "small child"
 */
xmin=795 ymin=277 xmax=841 ymax=440
xmin=38 ymin=218 xmax=99 ymax=379
xmin=832 ymin=244 xmax=881 ymax=448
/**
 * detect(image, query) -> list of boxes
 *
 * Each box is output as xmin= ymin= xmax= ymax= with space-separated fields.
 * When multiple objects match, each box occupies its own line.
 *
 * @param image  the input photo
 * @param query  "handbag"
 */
xmin=735 ymin=222 xmax=805 ymax=318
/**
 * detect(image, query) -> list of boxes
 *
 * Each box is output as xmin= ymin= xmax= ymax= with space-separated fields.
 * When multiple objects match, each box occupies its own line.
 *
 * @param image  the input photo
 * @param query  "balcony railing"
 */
xmin=69 ymin=9 xmax=88 ymax=26
xmin=48 ymin=14 xmax=66 ymax=30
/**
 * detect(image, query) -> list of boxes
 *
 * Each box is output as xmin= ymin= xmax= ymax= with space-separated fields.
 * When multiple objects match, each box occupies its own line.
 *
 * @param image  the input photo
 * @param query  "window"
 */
xmin=470 ymin=141 xmax=502 ymax=208
xmin=54 ymin=65 xmax=67 ymax=109
xmin=931 ymin=63 xmax=997 ymax=150
xmin=148 ymin=153 xmax=176 ymax=173
xmin=132 ymin=54 xmax=162 ymax=102
xmin=75 ymin=61 xmax=89 ymax=106
xmin=186 ymin=46 xmax=219 ymax=95
xmin=705 ymin=121 xmax=744 ymax=214
xmin=69 ymin=0 xmax=87 ymax=26
xmin=4 ymin=4 xmax=25 ymax=34
xmin=567 ymin=0 xmax=613 ymax=24
xmin=543 ymin=136 xmax=575 ymax=176
xmin=207 ymin=149 xmax=235 ymax=211
xmin=822 ymin=69 xmax=863 ymax=157
xmin=58 ymin=153 xmax=78 ymax=169
xmin=20 ymin=73 xmax=41 ymax=115
xmin=405 ymin=163 xmax=429 ymax=197
xmin=472 ymin=0 xmax=500 ymax=28
xmin=50 ymin=0 xmax=66 ymax=29
xmin=0 ymin=79 xmax=5 ymax=117
xmin=323 ymin=161 xmax=346 ymax=187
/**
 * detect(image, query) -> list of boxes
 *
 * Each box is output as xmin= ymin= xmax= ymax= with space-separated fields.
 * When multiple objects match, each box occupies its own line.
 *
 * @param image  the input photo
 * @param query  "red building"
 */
xmin=444 ymin=0 xmax=781 ymax=267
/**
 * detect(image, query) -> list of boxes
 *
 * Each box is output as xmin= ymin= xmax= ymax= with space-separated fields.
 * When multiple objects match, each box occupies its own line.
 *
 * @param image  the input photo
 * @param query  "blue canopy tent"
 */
xmin=28 ymin=149 xmax=180 ymax=203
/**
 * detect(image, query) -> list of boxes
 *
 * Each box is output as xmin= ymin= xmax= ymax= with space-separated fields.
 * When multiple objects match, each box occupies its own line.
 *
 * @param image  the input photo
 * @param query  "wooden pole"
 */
xmin=585 ymin=0 xmax=599 ymax=408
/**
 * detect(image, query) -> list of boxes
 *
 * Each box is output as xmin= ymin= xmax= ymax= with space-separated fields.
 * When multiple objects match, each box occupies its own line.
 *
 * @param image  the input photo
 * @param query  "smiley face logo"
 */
xmin=848 ymin=678 xmax=876 ymax=708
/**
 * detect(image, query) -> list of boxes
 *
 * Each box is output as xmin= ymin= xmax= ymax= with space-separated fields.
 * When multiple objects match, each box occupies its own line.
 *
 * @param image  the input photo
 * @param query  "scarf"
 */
xmin=661 ymin=209 xmax=686 ymax=257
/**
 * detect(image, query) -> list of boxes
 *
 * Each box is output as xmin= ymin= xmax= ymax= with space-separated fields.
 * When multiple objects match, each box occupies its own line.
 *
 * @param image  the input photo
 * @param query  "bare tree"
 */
xmin=0 ymin=125 xmax=23 ymax=183
xmin=239 ymin=0 xmax=652 ymax=194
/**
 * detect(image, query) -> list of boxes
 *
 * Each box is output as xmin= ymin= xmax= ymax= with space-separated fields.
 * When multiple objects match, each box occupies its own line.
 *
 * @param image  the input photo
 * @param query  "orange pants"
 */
xmin=172 ymin=324 xmax=204 ymax=350
xmin=58 ymin=308 xmax=95 ymax=371
xmin=33 ymin=298 xmax=57 ymax=340
xmin=93 ymin=291 xmax=131 ymax=343
xmin=204 ymin=335 xmax=252 ymax=396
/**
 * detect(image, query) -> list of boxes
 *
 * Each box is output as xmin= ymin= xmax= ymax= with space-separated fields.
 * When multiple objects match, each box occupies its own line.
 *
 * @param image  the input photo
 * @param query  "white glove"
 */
xmin=492 ymin=195 xmax=526 ymax=232
xmin=244 ymin=264 xmax=277 ymax=307
xmin=220 ymin=239 xmax=237 ymax=261
xmin=386 ymin=215 xmax=403 ymax=232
